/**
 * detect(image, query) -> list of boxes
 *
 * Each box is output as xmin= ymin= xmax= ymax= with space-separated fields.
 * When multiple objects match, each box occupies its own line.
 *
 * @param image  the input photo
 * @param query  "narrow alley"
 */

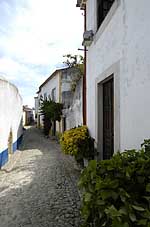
xmin=0 ymin=127 xmax=81 ymax=227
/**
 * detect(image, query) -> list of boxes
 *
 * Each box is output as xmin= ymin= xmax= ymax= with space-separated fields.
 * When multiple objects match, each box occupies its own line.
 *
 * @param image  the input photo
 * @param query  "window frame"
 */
xmin=94 ymin=0 xmax=120 ymax=43
xmin=97 ymin=0 xmax=115 ymax=31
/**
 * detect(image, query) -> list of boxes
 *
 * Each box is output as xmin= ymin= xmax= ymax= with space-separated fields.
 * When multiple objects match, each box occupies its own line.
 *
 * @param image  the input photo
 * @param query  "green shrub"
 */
xmin=60 ymin=126 xmax=94 ymax=161
xmin=78 ymin=140 xmax=150 ymax=227
xmin=141 ymin=139 xmax=150 ymax=153
xmin=40 ymin=98 xmax=63 ymax=136
xmin=56 ymin=131 xmax=62 ymax=140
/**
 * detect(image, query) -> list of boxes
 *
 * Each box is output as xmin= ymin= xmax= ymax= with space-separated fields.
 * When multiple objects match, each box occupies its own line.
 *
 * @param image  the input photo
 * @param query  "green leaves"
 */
xmin=132 ymin=205 xmax=145 ymax=212
xmin=40 ymin=98 xmax=63 ymax=135
xmin=146 ymin=183 xmax=150 ymax=192
xmin=63 ymin=54 xmax=84 ymax=69
xmin=105 ymin=205 xmax=121 ymax=218
xmin=79 ymin=142 xmax=150 ymax=227
xmin=84 ymin=192 xmax=92 ymax=203
xmin=60 ymin=126 xmax=95 ymax=160
xmin=40 ymin=98 xmax=63 ymax=122
xmin=62 ymin=54 xmax=84 ymax=92
xmin=129 ymin=213 xmax=136 ymax=222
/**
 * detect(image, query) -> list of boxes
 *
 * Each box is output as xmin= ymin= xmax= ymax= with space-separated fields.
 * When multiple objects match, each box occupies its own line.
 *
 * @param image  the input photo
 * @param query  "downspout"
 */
xmin=83 ymin=5 xmax=87 ymax=125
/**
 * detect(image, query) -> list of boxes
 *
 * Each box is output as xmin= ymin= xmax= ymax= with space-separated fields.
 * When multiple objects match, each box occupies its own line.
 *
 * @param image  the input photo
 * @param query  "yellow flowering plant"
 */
xmin=60 ymin=126 xmax=94 ymax=161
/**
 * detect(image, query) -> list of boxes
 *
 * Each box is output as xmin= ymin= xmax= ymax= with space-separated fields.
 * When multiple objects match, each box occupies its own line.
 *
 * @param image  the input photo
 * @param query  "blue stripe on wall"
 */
xmin=13 ymin=134 xmax=23 ymax=153
xmin=0 ymin=134 xmax=23 ymax=168
xmin=13 ymin=141 xmax=17 ymax=152
xmin=0 ymin=149 xmax=8 ymax=168
xmin=17 ymin=134 xmax=23 ymax=149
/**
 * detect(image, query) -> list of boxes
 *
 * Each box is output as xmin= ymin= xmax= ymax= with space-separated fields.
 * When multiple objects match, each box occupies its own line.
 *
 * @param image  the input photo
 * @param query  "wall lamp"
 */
xmin=82 ymin=30 xmax=94 ymax=47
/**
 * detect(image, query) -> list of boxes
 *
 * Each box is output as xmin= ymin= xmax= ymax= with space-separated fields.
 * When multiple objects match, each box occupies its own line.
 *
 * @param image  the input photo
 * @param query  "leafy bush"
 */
xmin=60 ymin=126 xmax=94 ymax=161
xmin=63 ymin=54 xmax=84 ymax=92
xmin=56 ymin=131 xmax=62 ymax=140
xmin=141 ymin=139 xmax=150 ymax=153
xmin=40 ymin=98 xmax=63 ymax=136
xmin=78 ymin=140 xmax=150 ymax=227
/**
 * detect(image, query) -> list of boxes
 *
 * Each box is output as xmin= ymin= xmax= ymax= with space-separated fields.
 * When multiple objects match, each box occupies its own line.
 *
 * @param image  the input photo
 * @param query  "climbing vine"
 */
xmin=63 ymin=54 xmax=84 ymax=92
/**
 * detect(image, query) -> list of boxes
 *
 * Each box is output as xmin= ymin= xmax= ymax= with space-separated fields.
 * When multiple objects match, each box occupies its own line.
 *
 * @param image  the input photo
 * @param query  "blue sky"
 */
xmin=0 ymin=0 xmax=83 ymax=107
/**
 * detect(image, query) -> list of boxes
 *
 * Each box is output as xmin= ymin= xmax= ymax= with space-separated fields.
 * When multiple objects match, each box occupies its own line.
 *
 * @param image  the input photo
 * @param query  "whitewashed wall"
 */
xmin=38 ymin=72 xmax=60 ymax=132
xmin=40 ymin=74 xmax=60 ymax=102
xmin=37 ymin=68 xmax=83 ymax=133
xmin=23 ymin=110 xmax=34 ymax=126
xmin=0 ymin=77 xmax=23 ymax=167
xmin=86 ymin=0 xmax=150 ymax=151
xmin=34 ymin=97 xmax=39 ymax=115
xmin=63 ymin=77 xmax=83 ymax=130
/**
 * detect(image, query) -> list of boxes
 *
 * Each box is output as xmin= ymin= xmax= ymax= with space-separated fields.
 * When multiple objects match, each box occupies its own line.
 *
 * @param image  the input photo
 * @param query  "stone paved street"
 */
xmin=0 ymin=127 xmax=82 ymax=227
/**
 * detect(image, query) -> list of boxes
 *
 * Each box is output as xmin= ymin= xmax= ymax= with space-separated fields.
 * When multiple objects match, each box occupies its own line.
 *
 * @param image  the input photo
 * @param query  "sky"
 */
xmin=0 ymin=0 xmax=84 ymax=107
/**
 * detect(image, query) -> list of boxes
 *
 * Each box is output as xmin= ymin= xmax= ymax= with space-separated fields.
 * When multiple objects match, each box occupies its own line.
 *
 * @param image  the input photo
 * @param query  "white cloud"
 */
xmin=7 ymin=0 xmax=83 ymax=65
xmin=0 ymin=57 xmax=22 ymax=80
xmin=0 ymin=0 xmax=83 ymax=107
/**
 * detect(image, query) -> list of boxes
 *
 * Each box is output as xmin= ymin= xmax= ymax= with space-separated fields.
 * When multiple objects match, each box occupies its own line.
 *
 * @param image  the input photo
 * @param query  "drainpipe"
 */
xmin=83 ymin=5 xmax=87 ymax=125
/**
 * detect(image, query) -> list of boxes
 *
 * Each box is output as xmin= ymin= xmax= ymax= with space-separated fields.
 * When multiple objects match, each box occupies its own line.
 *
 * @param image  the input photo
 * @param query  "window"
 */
xmin=48 ymin=94 xmax=51 ymax=100
xmin=51 ymin=88 xmax=56 ymax=102
xmin=44 ymin=93 xmax=47 ymax=100
xmin=97 ymin=0 xmax=115 ymax=30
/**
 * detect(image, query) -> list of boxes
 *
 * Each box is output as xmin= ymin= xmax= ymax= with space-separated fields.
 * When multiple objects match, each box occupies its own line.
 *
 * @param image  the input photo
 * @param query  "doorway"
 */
xmin=52 ymin=120 xmax=56 ymax=136
xmin=103 ymin=77 xmax=114 ymax=159
xmin=62 ymin=117 xmax=66 ymax=132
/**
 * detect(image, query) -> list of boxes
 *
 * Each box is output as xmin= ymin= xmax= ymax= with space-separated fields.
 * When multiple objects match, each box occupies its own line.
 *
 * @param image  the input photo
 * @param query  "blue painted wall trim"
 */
xmin=13 ymin=134 xmax=23 ymax=153
xmin=17 ymin=134 xmax=23 ymax=149
xmin=0 ymin=134 xmax=23 ymax=168
xmin=0 ymin=149 xmax=8 ymax=168
xmin=13 ymin=141 xmax=17 ymax=153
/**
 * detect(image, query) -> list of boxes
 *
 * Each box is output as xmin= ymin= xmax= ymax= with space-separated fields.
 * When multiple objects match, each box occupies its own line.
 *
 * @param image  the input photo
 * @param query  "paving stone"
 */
xmin=0 ymin=127 xmax=82 ymax=227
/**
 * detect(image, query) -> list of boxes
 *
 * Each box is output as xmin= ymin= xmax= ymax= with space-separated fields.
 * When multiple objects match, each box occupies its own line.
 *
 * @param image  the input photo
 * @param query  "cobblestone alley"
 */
xmin=0 ymin=127 xmax=81 ymax=227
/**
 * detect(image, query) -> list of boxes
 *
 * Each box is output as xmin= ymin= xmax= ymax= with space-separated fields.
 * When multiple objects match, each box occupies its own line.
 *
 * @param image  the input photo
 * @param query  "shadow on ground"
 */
xmin=0 ymin=127 xmax=82 ymax=227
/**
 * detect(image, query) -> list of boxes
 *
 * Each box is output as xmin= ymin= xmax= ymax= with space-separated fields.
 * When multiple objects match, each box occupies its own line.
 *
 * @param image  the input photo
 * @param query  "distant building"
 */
xmin=36 ymin=67 xmax=83 ymax=134
xmin=77 ymin=0 xmax=150 ymax=159
xmin=0 ymin=76 xmax=23 ymax=168
xmin=34 ymin=97 xmax=39 ymax=124
xmin=23 ymin=105 xmax=34 ymax=126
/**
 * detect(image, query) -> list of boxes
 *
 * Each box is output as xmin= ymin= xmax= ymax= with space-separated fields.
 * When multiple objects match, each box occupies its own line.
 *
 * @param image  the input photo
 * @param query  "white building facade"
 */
xmin=0 ymin=76 xmax=23 ymax=168
xmin=78 ymin=0 xmax=150 ymax=159
xmin=34 ymin=97 xmax=39 ymax=124
xmin=61 ymin=67 xmax=83 ymax=131
xmin=37 ymin=70 xmax=61 ymax=133
xmin=36 ymin=68 xmax=83 ymax=134
xmin=23 ymin=105 xmax=34 ymax=126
